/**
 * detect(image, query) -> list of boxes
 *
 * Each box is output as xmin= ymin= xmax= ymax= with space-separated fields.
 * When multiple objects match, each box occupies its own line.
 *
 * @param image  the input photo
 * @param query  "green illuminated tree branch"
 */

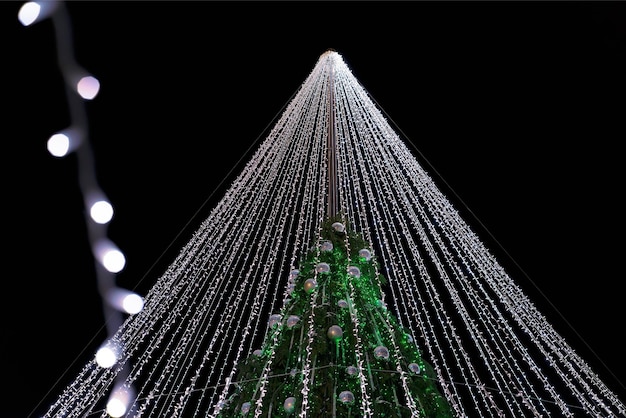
xmin=218 ymin=216 xmax=453 ymax=417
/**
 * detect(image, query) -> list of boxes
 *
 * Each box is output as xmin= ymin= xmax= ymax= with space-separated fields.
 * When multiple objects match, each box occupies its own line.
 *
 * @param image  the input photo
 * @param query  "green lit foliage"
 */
xmin=217 ymin=216 xmax=453 ymax=417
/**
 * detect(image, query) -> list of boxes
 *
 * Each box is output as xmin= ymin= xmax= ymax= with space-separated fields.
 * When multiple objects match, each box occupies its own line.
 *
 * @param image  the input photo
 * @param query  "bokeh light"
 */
xmin=18 ymin=1 xmax=59 ymax=26
xmin=90 ymin=200 xmax=114 ymax=224
xmin=94 ymin=239 xmax=126 ymax=273
xmin=107 ymin=288 xmax=144 ymax=315
xmin=77 ymin=75 xmax=100 ymax=100
xmin=47 ymin=128 xmax=82 ymax=157
xmin=106 ymin=386 xmax=134 ymax=417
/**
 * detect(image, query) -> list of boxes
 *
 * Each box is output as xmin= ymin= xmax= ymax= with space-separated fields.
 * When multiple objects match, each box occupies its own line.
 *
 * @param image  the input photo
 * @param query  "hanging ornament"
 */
xmin=289 ymin=269 xmax=300 ymax=280
xmin=253 ymin=349 xmax=262 ymax=357
xmin=331 ymin=222 xmax=345 ymax=233
xmin=346 ymin=365 xmax=358 ymax=376
xmin=303 ymin=278 xmax=317 ymax=293
xmin=287 ymin=315 xmax=300 ymax=328
xmin=268 ymin=314 xmax=282 ymax=328
xmin=358 ymin=248 xmax=372 ymax=261
xmin=315 ymin=262 xmax=330 ymax=273
xmin=338 ymin=390 xmax=355 ymax=404
xmin=287 ymin=283 xmax=296 ymax=294
xmin=241 ymin=402 xmax=251 ymax=414
xmin=327 ymin=325 xmax=343 ymax=340
xmin=347 ymin=266 xmax=360 ymax=277
xmin=284 ymin=396 xmax=296 ymax=413
xmin=337 ymin=299 xmax=349 ymax=308
xmin=320 ymin=241 xmax=333 ymax=252
xmin=374 ymin=345 xmax=390 ymax=360
xmin=408 ymin=363 xmax=421 ymax=374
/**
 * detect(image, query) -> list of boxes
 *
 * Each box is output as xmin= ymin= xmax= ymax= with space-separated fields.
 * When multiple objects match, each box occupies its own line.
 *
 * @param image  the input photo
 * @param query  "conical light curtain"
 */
xmin=44 ymin=50 xmax=624 ymax=417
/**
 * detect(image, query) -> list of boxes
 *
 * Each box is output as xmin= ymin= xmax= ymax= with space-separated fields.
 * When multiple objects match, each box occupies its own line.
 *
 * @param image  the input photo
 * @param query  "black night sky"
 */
xmin=4 ymin=2 xmax=625 ymax=417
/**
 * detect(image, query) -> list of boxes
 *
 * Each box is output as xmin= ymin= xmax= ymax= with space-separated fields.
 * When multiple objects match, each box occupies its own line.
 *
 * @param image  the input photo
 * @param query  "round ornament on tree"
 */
xmin=268 ymin=314 xmax=282 ymax=328
xmin=358 ymin=248 xmax=372 ymax=261
xmin=408 ymin=362 xmax=421 ymax=374
xmin=315 ymin=262 xmax=330 ymax=273
xmin=374 ymin=345 xmax=390 ymax=360
xmin=287 ymin=315 xmax=300 ymax=328
xmin=303 ymin=278 xmax=317 ymax=293
xmin=338 ymin=390 xmax=355 ymax=404
xmin=347 ymin=266 xmax=360 ymax=277
xmin=327 ymin=325 xmax=343 ymax=340
xmin=331 ymin=222 xmax=345 ymax=232
xmin=284 ymin=396 xmax=296 ymax=413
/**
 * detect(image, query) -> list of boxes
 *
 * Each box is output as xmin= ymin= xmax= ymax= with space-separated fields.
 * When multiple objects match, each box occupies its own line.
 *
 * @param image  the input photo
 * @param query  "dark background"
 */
xmin=3 ymin=2 xmax=625 ymax=417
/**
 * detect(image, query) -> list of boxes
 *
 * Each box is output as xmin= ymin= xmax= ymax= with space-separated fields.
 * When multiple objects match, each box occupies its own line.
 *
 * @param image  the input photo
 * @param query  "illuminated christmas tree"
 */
xmin=216 ymin=215 xmax=453 ymax=417
xmin=40 ymin=49 xmax=625 ymax=418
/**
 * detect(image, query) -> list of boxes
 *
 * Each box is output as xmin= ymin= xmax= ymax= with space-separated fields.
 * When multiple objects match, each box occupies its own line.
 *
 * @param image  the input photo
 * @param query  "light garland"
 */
xmin=19 ymin=2 xmax=143 ymax=416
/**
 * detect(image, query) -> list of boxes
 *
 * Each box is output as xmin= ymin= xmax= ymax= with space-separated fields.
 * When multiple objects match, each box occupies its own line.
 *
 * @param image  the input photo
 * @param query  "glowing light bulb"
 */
xmin=47 ymin=133 xmax=70 ymax=157
xmin=102 ymin=249 xmax=125 ymax=273
xmin=106 ymin=397 xmax=126 ymax=417
xmin=95 ymin=341 xmax=121 ymax=368
xmin=77 ymin=76 xmax=100 ymax=100
xmin=106 ymin=386 xmax=134 ymax=417
xmin=122 ymin=293 xmax=144 ymax=314
xmin=47 ymin=128 xmax=83 ymax=157
xmin=107 ymin=288 xmax=144 ymax=314
xmin=90 ymin=200 xmax=114 ymax=224
xmin=18 ymin=1 xmax=58 ymax=26
xmin=94 ymin=239 xmax=126 ymax=273
xmin=96 ymin=346 xmax=117 ymax=368
xmin=18 ymin=2 xmax=40 ymax=26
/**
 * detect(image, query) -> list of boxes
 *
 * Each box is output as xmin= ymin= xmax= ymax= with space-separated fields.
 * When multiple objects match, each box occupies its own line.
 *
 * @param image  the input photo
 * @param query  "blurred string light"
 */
xmin=19 ymin=1 xmax=141 ymax=416
xmin=17 ymin=0 xmax=59 ymax=26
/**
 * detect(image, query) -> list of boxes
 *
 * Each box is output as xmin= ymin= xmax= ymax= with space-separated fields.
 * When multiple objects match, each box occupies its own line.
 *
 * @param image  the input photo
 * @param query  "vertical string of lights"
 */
xmin=18 ymin=2 xmax=143 ymax=417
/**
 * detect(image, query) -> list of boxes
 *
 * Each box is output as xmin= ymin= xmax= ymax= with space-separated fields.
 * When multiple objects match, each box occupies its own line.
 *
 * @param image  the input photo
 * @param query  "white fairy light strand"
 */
xmin=41 ymin=49 xmax=625 ymax=418
xmin=19 ymin=2 xmax=145 ymax=416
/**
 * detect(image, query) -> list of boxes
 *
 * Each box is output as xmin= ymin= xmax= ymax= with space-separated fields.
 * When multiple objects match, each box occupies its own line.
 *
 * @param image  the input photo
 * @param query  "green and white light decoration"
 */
xmin=215 ymin=216 xmax=452 ymax=417
xmin=41 ymin=50 xmax=624 ymax=417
